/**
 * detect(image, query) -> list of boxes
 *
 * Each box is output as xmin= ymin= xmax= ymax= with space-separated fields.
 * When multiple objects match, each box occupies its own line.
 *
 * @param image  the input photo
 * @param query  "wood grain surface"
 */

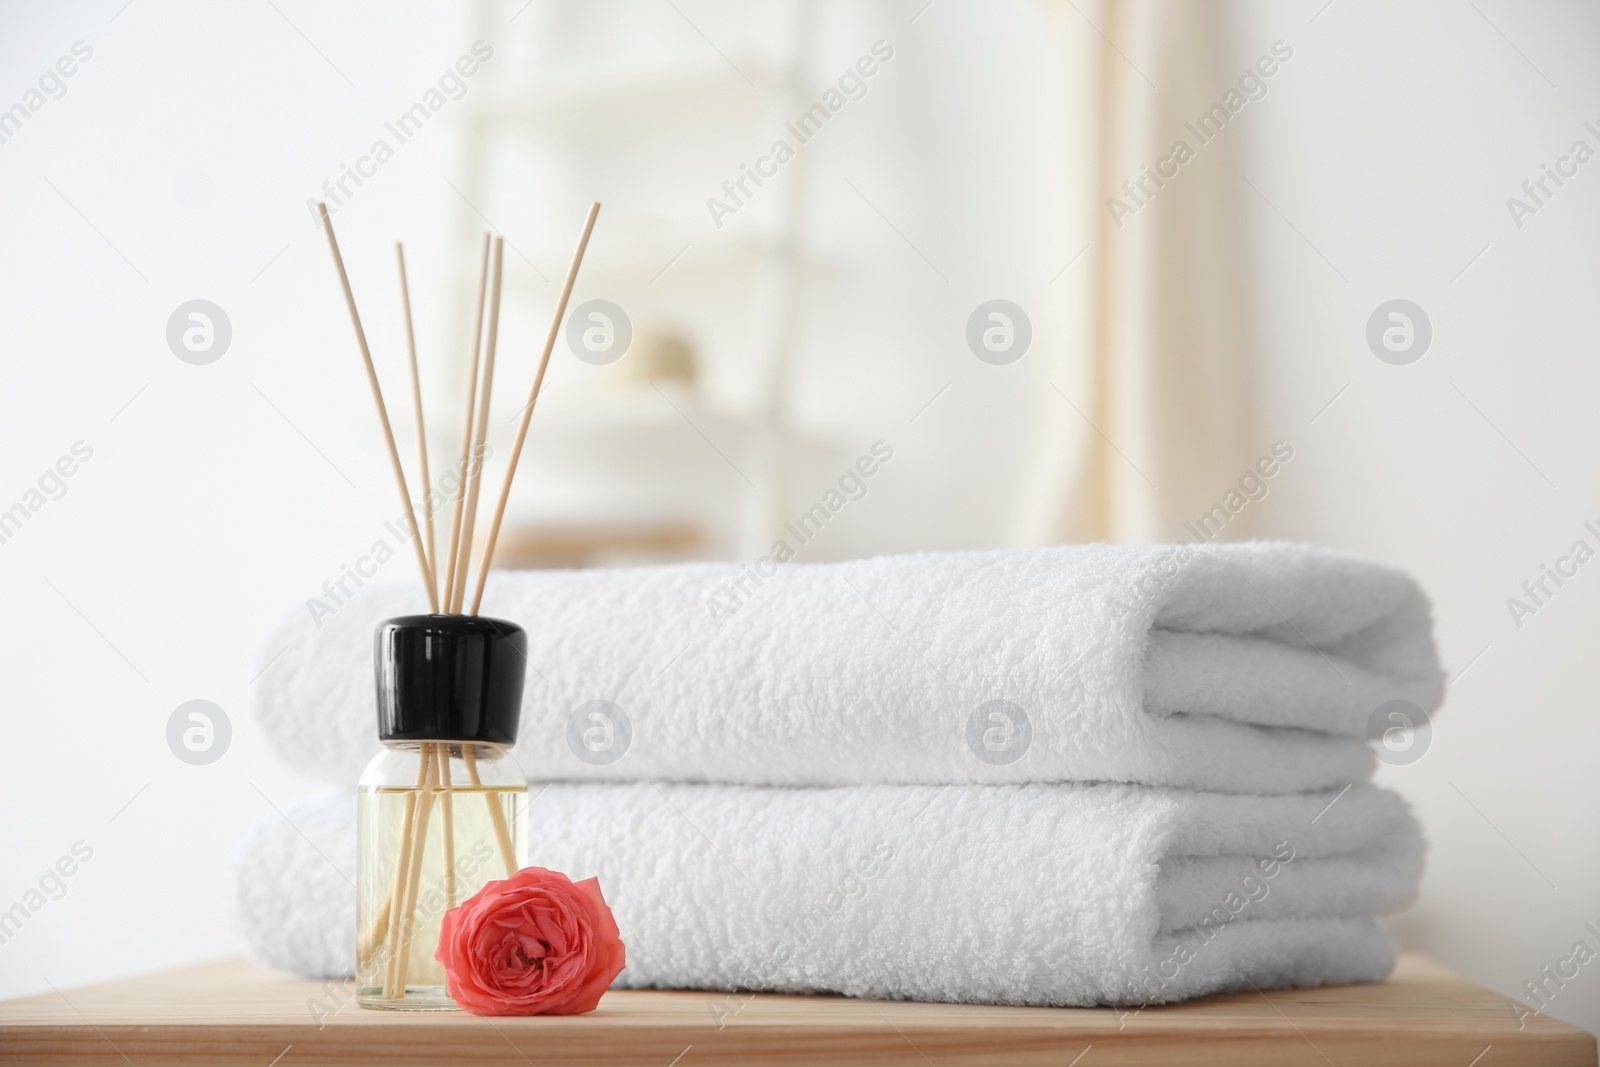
xmin=1 ymin=954 xmax=1593 ymax=1066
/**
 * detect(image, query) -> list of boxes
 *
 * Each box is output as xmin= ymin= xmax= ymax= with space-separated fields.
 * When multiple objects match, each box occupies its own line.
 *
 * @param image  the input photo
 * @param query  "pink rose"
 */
xmin=435 ymin=866 xmax=625 ymax=1016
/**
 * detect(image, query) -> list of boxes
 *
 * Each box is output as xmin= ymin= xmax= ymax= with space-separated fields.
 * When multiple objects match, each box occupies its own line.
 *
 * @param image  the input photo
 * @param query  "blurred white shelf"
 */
xmin=466 ymin=60 xmax=786 ymax=136
xmin=460 ymin=0 xmax=820 ymax=559
xmin=511 ymin=236 xmax=834 ymax=290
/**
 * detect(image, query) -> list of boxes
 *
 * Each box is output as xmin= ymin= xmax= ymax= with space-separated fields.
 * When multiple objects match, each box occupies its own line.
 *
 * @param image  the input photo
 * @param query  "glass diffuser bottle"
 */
xmin=357 ymin=614 xmax=528 ymax=1010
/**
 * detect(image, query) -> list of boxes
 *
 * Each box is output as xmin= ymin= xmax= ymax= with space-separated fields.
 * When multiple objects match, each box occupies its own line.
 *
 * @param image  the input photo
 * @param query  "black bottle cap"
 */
xmin=374 ymin=614 xmax=526 ymax=744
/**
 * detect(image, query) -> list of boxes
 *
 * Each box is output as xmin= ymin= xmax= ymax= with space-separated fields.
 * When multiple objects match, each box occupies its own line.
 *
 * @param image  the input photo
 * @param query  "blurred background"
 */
xmin=1 ymin=0 xmax=1597 ymax=1034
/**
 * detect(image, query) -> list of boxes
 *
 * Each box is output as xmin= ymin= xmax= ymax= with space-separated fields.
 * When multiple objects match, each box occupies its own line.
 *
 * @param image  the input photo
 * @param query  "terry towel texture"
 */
xmin=254 ymin=542 xmax=1443 ymax=794
xmin=235 ymin=781 xmax=1422 ymax=1006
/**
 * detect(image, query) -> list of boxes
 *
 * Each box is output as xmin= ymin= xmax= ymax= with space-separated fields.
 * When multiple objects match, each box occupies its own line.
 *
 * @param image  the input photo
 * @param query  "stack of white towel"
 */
xmin=240 ymin=542 xmax=1443 ymax=1006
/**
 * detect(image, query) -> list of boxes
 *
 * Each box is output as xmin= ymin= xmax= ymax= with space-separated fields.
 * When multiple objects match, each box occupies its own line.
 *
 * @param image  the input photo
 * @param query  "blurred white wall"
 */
xmin=1228 ymin=0 xmax=1600 ymax=1035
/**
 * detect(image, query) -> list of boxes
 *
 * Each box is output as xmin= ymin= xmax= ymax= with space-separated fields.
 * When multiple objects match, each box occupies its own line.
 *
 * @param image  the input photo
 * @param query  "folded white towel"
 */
xmin=254 ymin=542 xmax=1441 ymax=794
xmin=233 ymin=781 xmax=1421 ymax=1006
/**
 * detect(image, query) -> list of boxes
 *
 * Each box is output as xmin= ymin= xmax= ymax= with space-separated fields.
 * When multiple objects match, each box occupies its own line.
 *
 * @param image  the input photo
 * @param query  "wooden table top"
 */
xmin=0 ymin=954 xmax=1593 ymax=1066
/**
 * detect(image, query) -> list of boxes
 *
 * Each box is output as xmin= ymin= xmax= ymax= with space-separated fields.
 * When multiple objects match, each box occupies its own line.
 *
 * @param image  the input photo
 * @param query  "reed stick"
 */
xmin=465 ymin=747 xmax=519 ymax=878
xmin=356 ymin=896 xmax=392 ymax=972
xmin=379 ymin=752 xmax=428 ymax=998
xmin=316 ymin=203 xmax=438 ymax=613
xmin=442 ymin=234 xmax=493 ymax=611
xmin=364 ymin=746 xmax=456 ymax=978
xmin=450 ymin=237 xmax=505 ymax=612
xmin=438 ymin=744 xmax=457 ymax=911
xmin=395 ymin=242 xmax=437 ymax=602
xmin=468 ymin=202 xmax=601 ymax=615
xmin=391 ymin=743 xmax=439 ymax=996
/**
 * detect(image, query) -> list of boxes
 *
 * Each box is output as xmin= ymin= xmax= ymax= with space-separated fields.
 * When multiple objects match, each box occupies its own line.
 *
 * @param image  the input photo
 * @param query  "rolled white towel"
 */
xmin=253 ymin=542 xmax=1443 ymax=792
xmin=232 ymin=790 xmax=355 ymax=981
xmin=233 ymin=780 xmax=1422 ymax=1006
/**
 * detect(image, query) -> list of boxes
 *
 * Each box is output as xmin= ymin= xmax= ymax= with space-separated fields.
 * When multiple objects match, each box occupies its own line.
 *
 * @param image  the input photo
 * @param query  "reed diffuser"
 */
xmin=315 ymin=200 xmax=601 ymax=1009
